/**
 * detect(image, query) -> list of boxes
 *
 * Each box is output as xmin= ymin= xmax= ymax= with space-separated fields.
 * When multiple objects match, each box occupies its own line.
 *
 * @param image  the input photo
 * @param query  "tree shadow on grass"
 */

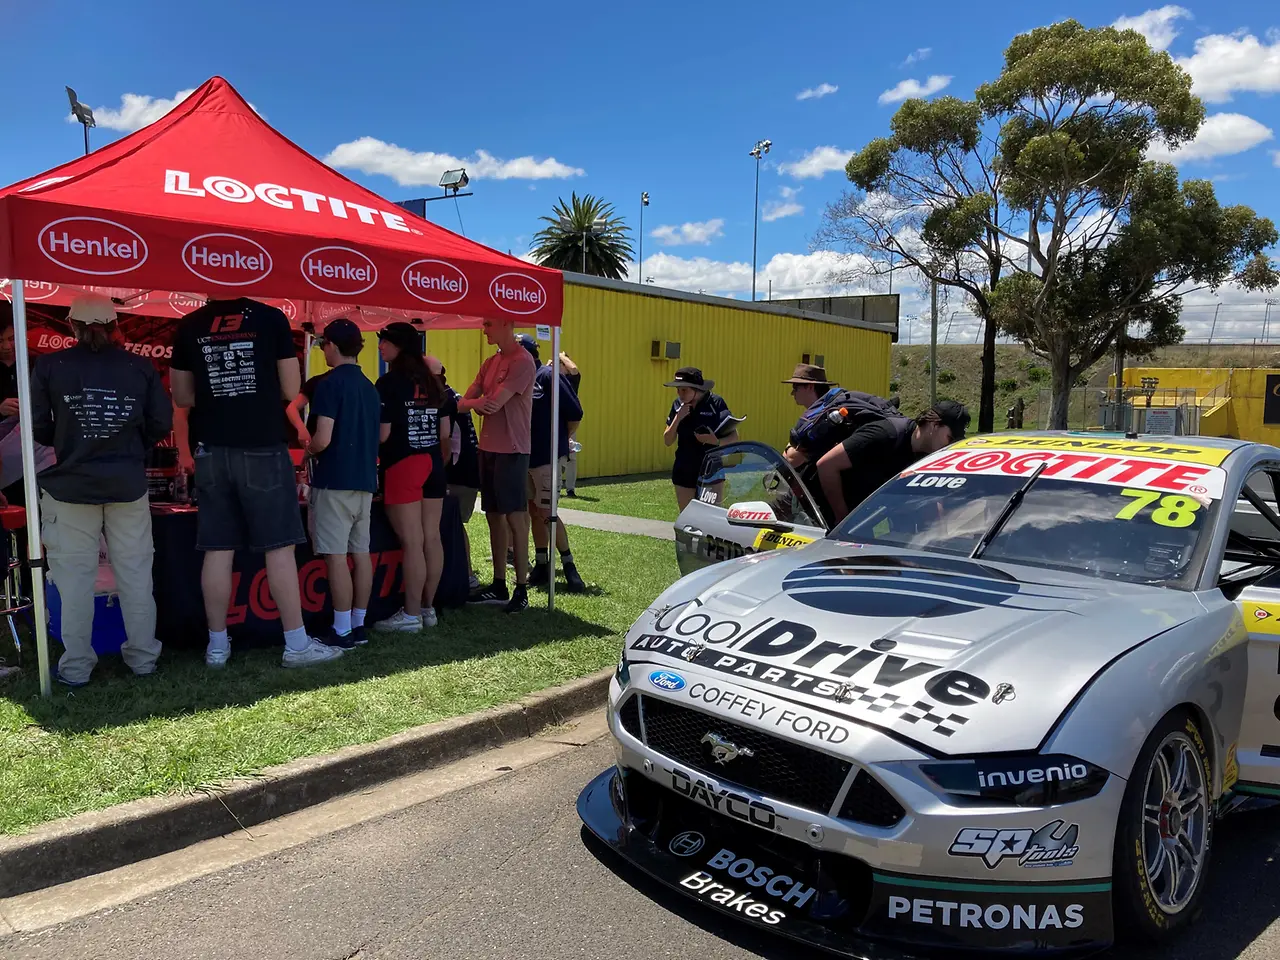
xmin=0 ymin=604 xmax=614 ymax=736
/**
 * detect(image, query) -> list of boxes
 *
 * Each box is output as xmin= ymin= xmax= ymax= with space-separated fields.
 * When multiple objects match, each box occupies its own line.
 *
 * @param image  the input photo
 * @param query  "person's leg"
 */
xmin=564 ymin=446 xmax=577 ymax=495
xmin=325 ymin=554 xmax=353 ymax=616
xmin=194 ymin=445 xmax=244 ymax=664
xmin=102 ymin=496 xmax=162 ymax=676
xmin=239 ymin=446 xmax=308 ymax=636
xmin=263 ymin=545 xmax=304 ymax=633
xmin=421 ymin=497 xmax=444 ymax=611
xmin=507 ymin=509 xmax=530 ymax=586
xmin=674 ymin=485 xmax=695 ymax=512
xmin=487 ymin=511 xmax=509 ymax=589
xmin=385 ymin=501 xmax=425 ymax=617
xmin=350 ymin=492 xmax=374 ymax=635
xmin=310 ymin=488 xmax=355 ymax=641
xmin=40 ymin=495 xmax=102 ymax=685
xmin=202 ymin=551 xmax=235 ymax=631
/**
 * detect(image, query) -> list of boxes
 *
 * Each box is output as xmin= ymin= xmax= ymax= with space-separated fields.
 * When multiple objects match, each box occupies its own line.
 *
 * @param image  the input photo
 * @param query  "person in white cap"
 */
xmin=30 ymin=293 xmax=172 ymax=686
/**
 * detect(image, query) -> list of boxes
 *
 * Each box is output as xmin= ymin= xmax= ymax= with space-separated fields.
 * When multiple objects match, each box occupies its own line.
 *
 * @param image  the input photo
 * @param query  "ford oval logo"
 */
xmin=648 ymin=670 xmax=686 ymax=691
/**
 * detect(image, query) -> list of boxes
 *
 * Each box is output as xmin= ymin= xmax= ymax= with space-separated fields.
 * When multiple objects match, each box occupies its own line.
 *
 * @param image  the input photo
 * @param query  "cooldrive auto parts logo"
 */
xmin=39 ymin=218 xmax=148 ymax=276
xmin=301 ymin=246 xmax=378 ymax=296
xmin=182 ymin=234 xmax=272 ymax=286
xmin=489 ymin=273 xmax=547 ymax=315
xmin=402 ymin=259 xmax=468 ymax=304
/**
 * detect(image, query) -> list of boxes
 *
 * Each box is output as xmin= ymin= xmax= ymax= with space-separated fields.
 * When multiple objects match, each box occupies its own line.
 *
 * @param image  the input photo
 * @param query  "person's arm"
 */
xmin=561 ymin=376 xmax=583 ymax=423
xmin=286 ymin=393 xmax=311 ymax=447
xmin=477 ymin=355 xmax=535 ymax=415
xmin=456 ymin=364 xmax=487 ymax=412
xmin=172 ymin=403 xmax=193 ymax=473
xmin=664 ymin=402 xmax=688 ymax=447
xmin=559 ymin=353 xmax=579 ymax=378
xmin=816 ymin=443 xmax=852 ymax=523
xmin=29 ymin=360 xmax=54 ymax=448
xmin=308 ymin=416 xmax=335 ymax=455
xmin=170 ymin=369 xmax=195 ymax=408
xmin=277 ymin=356 xmax=301 ymax=402
xmin=143 ymin=368 xmax=174 ymax=445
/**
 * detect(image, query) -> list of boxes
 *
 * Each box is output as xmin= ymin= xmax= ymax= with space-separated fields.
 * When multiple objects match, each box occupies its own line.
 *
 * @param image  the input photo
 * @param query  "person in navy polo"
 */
xmin=662 ymin=367 xmax=738 ymax=512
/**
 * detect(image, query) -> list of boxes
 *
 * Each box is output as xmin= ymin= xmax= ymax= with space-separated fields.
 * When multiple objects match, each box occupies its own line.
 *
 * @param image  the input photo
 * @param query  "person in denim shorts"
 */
xmin=170 ymin=297 xmax=342 ymax=670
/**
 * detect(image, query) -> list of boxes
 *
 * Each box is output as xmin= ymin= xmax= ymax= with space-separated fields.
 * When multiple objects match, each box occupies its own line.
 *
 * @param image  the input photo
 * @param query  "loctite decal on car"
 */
xmin=952 ymin=433 xmax=1231 ymax=466
xmin=908 ymin=448 xmax=1227 ymax=499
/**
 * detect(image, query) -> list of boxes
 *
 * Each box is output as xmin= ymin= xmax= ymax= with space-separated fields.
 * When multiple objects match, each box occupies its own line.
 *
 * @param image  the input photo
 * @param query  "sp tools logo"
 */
xmin=402 ymin=259 xmax=468 ymax=304
xmin=182 ymin=234 xmax=272 ymax=287
xmin=39 ymin=217 xmax=148 ymax=276
xmin=489 ymin=272 xmax=547 ymax=315
xmin=301 ymin=246 xmax=378 ymax=296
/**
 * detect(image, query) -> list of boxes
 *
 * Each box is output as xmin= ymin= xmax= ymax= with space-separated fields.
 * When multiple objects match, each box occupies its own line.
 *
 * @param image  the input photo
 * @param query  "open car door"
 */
xmin=673 ymin=441 xmax=827 ymax=577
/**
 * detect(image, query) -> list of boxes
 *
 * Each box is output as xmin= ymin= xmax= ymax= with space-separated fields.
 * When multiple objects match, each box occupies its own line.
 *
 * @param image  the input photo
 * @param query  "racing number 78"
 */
xmin=1115 ymin=488 xmax=1201 ymax=528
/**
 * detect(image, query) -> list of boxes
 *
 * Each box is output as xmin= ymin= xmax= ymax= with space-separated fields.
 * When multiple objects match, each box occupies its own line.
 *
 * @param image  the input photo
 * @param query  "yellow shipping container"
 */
xmin=311 ymin=276 xmax=894 ymax=480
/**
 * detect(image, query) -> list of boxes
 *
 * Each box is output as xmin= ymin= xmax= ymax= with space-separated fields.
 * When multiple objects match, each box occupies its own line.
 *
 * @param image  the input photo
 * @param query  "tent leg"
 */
xmin=547 ymin=328 xmax=561 ymax=612
xmin=10 ymin=281 xmax=52 ymax=698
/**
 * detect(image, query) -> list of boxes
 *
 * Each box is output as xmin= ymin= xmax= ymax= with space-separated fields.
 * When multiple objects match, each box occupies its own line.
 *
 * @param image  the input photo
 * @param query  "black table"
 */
xmin=151 ymin=495 xmax=470 ymax=647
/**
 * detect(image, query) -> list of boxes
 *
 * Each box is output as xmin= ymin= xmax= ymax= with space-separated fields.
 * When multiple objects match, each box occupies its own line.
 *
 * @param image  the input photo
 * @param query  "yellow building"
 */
xmin=1116 ymin=366 xmax=1280 ymax=446
xmin=321 ymin=276 xmax=895 ymax=480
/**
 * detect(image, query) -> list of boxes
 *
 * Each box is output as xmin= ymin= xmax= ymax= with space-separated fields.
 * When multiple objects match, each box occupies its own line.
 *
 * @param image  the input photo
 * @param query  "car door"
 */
xmin=673 ymin=440 xmax=827 ymax=577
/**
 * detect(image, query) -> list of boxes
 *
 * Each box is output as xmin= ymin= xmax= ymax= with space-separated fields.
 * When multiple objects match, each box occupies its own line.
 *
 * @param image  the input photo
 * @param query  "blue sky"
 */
xmin=1 ymin=0 xmax=1278 ymax=340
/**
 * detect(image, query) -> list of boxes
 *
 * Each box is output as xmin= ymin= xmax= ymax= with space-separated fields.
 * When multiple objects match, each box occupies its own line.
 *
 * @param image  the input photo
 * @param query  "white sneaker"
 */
xmin=422 ymin=607 xmax=438 ymax=628
xmin=282 ymin=638 xmax=344 ymax=668
xmin=373 ymin=608 xmax=423 ymax=632
xmin=206 ymin=643 xmax=231 ymax=668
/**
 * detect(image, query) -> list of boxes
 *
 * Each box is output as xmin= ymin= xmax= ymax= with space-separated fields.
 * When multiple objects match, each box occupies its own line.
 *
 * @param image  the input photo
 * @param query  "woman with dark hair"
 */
xmin=373 ymin=322 xmax=453 ymax=630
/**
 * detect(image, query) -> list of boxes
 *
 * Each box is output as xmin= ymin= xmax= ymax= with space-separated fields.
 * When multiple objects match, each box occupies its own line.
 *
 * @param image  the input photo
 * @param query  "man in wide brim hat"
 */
xmin=664 ymin=367 xmax=715 ymax=392
xmin=782 ymin=363 xmax=840 ymax=467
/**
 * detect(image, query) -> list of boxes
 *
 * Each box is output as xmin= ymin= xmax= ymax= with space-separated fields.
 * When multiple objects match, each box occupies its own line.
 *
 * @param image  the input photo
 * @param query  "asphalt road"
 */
xmin=4 ymin=736 xmax=1280 ymax=960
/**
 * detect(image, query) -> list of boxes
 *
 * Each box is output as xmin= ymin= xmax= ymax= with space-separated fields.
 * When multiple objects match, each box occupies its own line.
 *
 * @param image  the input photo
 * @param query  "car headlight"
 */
xmin=919 ymin=754 xmax=1110 ymax=807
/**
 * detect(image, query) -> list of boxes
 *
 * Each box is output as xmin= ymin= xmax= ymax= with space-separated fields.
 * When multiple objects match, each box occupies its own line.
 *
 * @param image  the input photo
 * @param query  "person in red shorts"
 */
xmin=373 ymin=322 xmax=453 ymax=631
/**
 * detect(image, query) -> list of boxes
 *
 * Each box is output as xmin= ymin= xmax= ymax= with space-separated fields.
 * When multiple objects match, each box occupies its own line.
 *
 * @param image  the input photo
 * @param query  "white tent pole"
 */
xmin=547 ymin=326 xmax=560 ymax=611
xmin=10 ymin=281 xmax=52 ymax=697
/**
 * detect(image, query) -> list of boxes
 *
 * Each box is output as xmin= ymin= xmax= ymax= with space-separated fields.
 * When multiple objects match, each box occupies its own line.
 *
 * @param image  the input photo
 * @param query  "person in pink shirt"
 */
xmin=457 ymin=317 xmax=537 ymax=613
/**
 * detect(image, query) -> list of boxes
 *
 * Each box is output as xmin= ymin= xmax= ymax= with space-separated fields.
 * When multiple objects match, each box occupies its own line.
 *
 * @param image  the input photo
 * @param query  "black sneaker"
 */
xmin=323 ymin=627 xmax=359 ymax=650
xmin=469 ymin=583 xmax=510 ymax=605
xmin=563 ymin=562 xmax=587 ymax=593
xmin=350 ymin=625 xmax=369 ymax=646
xmin=504 ymin=584 xmax=529 ymax=613
xmin=528 ymin=561 xmax=551 ymax=588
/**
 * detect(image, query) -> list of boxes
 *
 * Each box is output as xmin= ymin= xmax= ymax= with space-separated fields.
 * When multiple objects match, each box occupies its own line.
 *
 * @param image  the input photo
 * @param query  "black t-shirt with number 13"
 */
xmin=170 ymin=298 xmax=298 ymax=448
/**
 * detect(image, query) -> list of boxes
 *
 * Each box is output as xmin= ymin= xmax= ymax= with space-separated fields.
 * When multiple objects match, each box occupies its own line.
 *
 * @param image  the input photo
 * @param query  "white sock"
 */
xmin=208 ymin=629 xmax=230 ymax=651
xmin=352 ymin=608 xmax=367 ymax=628
xmin=283 ymin=625 xmax=309 ymax=652
xmin=333 ymin=609 xmax=352 ymax=635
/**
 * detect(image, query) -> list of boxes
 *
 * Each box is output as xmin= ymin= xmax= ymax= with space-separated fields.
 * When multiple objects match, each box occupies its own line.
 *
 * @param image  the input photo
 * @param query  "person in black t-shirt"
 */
xmin=442 ymin=364 xmax=482 ymax=590
xmin=663 ymin=367 xmax=738 ymax=513
xmin=816 ymin=400 xmax=971 ymax=525
xmin=170 ymin=298 xmax=341 ymax=671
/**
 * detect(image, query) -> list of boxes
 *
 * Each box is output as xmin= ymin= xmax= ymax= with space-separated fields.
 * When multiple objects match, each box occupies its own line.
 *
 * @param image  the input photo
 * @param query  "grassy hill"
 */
xmin=889 ymin=343 xmax=1280 ymax=430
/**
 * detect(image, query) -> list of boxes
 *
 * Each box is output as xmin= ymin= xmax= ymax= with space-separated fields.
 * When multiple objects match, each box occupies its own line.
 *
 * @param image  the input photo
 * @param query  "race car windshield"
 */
xmin=830 ymin=473 xmax=1220 ymax=588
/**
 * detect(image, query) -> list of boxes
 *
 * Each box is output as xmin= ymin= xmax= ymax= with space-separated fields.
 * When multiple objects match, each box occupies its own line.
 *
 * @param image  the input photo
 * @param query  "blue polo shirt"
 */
xmin=530 ymin=364 xmax=584 ymax=469
xmin=310 ymin=363 xmax=380 ymax=493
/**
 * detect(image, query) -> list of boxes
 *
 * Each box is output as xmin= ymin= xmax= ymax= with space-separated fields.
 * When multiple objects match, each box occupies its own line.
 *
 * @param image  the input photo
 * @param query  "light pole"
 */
xmin=65 ymin=86 xmax=95 ymax=156
xmin=749 ymin=138 xmax=771 ymax=300
xmin=560 ymin=215 xmax=609 ymax=274
xmin=638 ymin=192 xmax=649 ymax=284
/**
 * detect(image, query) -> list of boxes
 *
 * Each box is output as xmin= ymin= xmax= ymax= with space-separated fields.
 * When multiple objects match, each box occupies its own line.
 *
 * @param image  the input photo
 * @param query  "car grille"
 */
xmin=838 ymin=770 xmax=906 ymax=827
xmin=618 ymin=695 xmax=643 ymax=740
xmin=636 ymin=694 xmax=853 ymax=814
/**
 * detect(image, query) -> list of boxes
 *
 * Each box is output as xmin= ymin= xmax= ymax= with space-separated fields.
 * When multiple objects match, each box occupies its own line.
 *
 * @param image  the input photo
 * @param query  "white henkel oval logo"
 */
xmin=279 ymin=300 xmax=299 ymax=321
xmin=300 ymin=246 xmax=378 ymax=296
xmin=39 ymin=217 xmax=148 ymax=277
xmin=0 ymin=280 xmax=59 ymax=302
xmin=167 ymin=293 xmax=207 ymax=317
xmin=489 ymin=272 xmax=547 ymax=315
xmin=182 ymin=233 xmax=272 ymax=287
xmin=402 ymin=259 xmax=468 ymax=305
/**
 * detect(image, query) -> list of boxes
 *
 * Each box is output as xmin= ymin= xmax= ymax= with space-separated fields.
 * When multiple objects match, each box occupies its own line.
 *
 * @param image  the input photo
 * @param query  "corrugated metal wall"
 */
xmin=387 ymin=280 xmax=890 ymax=480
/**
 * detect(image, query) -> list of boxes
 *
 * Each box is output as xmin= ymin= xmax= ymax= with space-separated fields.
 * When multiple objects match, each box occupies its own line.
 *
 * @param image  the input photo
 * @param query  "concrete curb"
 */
xmin=0 ymin=667 xmax=613 ymax=900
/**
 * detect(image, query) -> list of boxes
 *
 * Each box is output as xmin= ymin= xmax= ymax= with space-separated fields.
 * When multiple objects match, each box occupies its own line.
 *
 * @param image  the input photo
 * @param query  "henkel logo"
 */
xmin=167 ymin=293 xmax=207 ymax=317
xmin=300 ymin=246 xmax=377 ymax=296
xmin=402 ymin=259 xmax=468 ymax=305
xmin=182 ymin=233 xmax=272 ymax=287
xmin=489 ymin=272 xmax=547 ymax=315
xmin=0 ymin=280 xmax=59 ymax=302
xmin=39 ymin=217 xmax=148 ymax=277
xmin=278 ymin=300 xmax=299 ymax=321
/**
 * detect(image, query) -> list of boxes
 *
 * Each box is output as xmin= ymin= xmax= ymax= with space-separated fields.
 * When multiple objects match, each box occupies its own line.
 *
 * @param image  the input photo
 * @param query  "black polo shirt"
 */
xmin=668 ymin=391 xmax=733 ymax=483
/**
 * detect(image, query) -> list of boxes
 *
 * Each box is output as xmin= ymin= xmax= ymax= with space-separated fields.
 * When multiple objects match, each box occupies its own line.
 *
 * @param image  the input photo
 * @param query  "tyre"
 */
xmin=1112 ymin=708 xmax=1215 ymax=943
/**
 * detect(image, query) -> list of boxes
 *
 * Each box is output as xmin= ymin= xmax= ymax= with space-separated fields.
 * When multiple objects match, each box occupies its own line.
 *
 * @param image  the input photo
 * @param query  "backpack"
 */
xmin=790 ymin=388 xmax=908 ymax=459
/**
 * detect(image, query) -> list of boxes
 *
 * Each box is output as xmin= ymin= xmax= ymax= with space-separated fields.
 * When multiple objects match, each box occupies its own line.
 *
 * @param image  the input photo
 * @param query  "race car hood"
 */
xmin=628 ymin=542 xmax=1203 ymax=756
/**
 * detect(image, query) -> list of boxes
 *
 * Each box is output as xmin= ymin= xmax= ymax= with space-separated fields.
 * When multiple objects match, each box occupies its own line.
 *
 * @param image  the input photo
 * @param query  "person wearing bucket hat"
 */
xmin=662 ymin=367 xmax=738 ymax=512
xmin=781 ymin=362 xmax=840 ymax=464
xmin=816 ymin=399 xmax=970 ymax=524
xmin=31 ymin=293 xmax=172 ymax=686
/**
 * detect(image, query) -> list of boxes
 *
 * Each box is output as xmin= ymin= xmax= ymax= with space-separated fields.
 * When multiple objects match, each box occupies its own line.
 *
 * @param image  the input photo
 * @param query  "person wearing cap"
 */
xmin=30 ymin=293 xmax=172 ymax=686
xmin=303 ymin=319 xmax=380 ymax=648
xmin=781 ymin=363 xmax=842 ymax=467
xmin=171 ymin=297 xmax=341 ymax=670
xmin=663 ymin=367 xmax=737 ymax=512
xmin=519 ymin=335 xmax=586 ymax=593
xmin=816 ymin=400 xmax=971 ymax=524
xmin=374 ymin=321 xmax=454 ymax=631
xmin=457 ymin=317 xmax=537 ymax=613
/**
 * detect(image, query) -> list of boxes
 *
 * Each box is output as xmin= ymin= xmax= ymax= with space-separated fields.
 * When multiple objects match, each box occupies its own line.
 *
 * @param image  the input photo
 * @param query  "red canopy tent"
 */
xmin=0 ymin=76 xmax=567 ymax=693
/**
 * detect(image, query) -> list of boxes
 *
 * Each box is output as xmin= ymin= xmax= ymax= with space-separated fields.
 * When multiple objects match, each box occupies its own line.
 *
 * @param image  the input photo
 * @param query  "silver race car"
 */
xmin=579 ymin=432 xmax=1280 ymax=955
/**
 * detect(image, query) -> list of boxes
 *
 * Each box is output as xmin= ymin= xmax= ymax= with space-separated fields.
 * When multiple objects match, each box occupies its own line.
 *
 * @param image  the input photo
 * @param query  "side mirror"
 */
xmin=727 ymin=501 xmax=793 ymax=531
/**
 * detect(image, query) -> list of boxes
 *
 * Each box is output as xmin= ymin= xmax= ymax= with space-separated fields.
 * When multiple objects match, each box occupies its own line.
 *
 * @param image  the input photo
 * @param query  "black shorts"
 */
xmin=479 ymin=450 xmax=529 ymax=515
xmin=194 ymin=444 xmax=306 ymax=552
xmin=672 ymin=452 xmax=723 ymax=490
xmin=422 ymin=449 xmax=447 ymax=500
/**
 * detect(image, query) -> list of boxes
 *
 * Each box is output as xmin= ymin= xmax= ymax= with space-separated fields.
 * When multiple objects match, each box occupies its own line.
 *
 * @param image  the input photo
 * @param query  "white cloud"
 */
xmin=778 ymin=146 xmax=854 ymax=179
xmin=1112 ymin=6 xmax=1191 ymax=51
xmin=650 ymin=219 xmax=725 ymax=246
xmin=323 ymin=137 xmax=584 ymax=186
xmin=796 ymin=82 xmax=838 ymax=101
xmin=1147 ymin=112 xmax=1274 ymax=162
xmin=878 ymin=75 xmax=952 ymax=105
xmin=901 ymin=48 xmax=932 ymax=67
xmin=78 ymin=88 xmax=264 ymax=132
xmin=762 ymin=202 xmax=804 ymax=222
xmin=1274 ymin=150 xmax=1280 ymax=167
xmin=634 ymin=249 xmax=859 ymax=299
xmin=1178 ymin=30 xmax=1280 ymax=102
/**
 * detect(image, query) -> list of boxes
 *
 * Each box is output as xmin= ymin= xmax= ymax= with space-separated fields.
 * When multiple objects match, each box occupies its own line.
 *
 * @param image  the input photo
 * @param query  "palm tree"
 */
xmin=532 ymin=193 xmax=634 ymax=279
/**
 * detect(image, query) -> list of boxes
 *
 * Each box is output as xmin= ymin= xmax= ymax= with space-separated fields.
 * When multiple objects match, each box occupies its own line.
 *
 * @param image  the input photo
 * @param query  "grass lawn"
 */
xmin=0 ymin=518 xmax=678 ymax=836
xmin=563 ymin=473 xmax=677 ymax=522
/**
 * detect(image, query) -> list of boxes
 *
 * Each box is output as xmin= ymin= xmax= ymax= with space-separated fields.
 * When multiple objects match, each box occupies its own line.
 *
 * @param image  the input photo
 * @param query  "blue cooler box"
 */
xmin=46 ymin=582 xmax=127 ymax=656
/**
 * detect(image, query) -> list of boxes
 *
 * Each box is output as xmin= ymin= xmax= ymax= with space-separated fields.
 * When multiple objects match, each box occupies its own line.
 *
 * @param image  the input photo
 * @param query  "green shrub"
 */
xmin=937 ymin=371 xmax=957 ymax=384
xmin=889 ymin=380 xmax=900 ymax=392
xmin=898 ymin=355 xmax=910 ymax=367
xmin=1027 ymin=366 xmax=1048 ymax=382
xmin=999 ymin=378 xmax=1019 ymax=392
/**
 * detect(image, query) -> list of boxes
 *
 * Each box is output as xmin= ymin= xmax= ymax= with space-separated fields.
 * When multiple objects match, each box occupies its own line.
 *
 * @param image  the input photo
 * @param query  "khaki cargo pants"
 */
xmin=41 ymin=493 xmax=161 ymax=683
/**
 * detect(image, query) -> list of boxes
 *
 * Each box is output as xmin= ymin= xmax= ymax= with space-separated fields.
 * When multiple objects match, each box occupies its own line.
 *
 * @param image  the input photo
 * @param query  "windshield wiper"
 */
xmin=970 ymin=461 xmax=1048 ymax=560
